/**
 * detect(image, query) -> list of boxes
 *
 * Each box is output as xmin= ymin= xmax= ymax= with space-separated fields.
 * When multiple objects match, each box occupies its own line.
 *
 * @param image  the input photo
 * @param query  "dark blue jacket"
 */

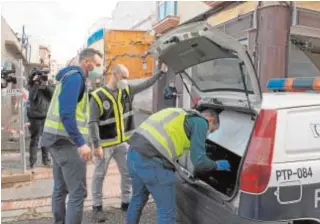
xmin=55 ymin=66 xmax=86 ymax=147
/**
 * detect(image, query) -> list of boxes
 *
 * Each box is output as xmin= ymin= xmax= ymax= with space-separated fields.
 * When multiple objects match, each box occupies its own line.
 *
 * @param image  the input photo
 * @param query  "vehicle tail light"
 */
xmin=240 ymin=109 xmax=277 ymax=194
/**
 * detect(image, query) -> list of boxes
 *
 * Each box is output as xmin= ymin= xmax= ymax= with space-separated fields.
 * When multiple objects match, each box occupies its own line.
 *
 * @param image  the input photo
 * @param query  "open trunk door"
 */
xmin=148 ymin=22 xmax=262 ymax=108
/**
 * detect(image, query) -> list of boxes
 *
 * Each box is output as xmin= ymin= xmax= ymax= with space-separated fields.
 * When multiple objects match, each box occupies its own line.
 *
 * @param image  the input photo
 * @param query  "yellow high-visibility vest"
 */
xmin=91 ymin=86 xmax=134 ymax=147
xmin=135 ymin=108 xmax=205 ymax=164
xmin=43 ymin=69 xmax=89 ymax=142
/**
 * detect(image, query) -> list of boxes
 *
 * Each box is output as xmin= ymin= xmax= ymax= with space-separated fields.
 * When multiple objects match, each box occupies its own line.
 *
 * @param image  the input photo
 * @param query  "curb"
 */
xmin=1 ymin=172 xmax=32 ymax=185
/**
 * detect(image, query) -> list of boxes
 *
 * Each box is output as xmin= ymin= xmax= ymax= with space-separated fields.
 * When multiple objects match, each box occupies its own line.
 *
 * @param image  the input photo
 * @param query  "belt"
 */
xmin=129 ymin=147 xmax=175 ymax=171
xmin=152 ymin=156 xmax=175 ymax=171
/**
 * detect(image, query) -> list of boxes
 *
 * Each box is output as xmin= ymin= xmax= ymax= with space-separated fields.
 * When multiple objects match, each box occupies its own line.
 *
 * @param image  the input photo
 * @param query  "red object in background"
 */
xmin=14 ymin=88 xmax=28 ymax=109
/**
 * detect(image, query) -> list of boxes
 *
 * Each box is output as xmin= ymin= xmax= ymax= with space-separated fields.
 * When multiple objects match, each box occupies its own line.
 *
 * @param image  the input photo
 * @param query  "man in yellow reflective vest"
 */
xmin=40 ymin=48 xmax=103 ymax=224
xmin=126 ymin=108 xmax=231 ymax=224
xmin=89 ymin=64 xmax=167 ymax=222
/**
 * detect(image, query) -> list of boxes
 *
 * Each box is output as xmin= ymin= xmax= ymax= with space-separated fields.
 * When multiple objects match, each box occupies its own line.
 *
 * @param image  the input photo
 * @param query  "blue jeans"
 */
xmin=126 ymin=148 xmax=176 ymax=224
xmin=50 ymin=140 xmax=87 ymax=224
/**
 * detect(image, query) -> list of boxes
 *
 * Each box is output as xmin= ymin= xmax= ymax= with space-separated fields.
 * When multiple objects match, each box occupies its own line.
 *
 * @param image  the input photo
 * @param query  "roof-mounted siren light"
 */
xmin=266 ymin=77 xmax=320 ymax=92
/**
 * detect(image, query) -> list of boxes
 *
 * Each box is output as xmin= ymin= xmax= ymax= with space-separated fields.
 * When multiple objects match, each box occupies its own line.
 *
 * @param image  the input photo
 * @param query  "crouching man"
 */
xmin=126 ymin=108 xmax=231 ymax=224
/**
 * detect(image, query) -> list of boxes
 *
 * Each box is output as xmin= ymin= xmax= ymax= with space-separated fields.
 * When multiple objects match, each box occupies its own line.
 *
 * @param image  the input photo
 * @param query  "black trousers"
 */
xmin=28 ymin=118 xmax=49 ymax=167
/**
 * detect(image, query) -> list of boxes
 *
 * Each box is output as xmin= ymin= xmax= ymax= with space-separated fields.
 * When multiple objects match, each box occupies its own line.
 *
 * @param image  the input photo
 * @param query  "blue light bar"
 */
xmin=267 ymin=79 xmax=286 ymax=90
xmin=267 ymin=77 xmax=320 ymax=91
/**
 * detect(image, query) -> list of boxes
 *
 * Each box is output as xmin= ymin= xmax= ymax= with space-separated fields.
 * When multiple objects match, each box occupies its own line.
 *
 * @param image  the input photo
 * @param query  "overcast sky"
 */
xmin=1 ymin=0 xmax=118 ymax=64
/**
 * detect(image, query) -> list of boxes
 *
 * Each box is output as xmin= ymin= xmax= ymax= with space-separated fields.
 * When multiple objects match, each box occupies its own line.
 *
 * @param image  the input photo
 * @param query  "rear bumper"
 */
xmin=239 ymin=183 xmax=320 ymax=223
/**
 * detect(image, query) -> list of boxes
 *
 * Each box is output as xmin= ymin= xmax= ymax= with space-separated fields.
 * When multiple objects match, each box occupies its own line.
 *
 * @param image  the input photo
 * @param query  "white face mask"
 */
xmin=116 ymin=79 xmax=128 ymax=90
xmin=89 ymin=67 xmax=103 ymax=79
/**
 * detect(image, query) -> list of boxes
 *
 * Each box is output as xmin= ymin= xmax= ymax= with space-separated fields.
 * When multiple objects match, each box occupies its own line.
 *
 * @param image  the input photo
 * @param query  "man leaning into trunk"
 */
xmin=126 ymin=107 xmax=231 ymax=224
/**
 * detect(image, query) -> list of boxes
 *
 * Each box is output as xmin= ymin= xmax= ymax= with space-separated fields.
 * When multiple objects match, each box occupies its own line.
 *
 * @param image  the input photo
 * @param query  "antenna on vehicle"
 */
xmin=239 ymin=62 xmax=255 ymax=120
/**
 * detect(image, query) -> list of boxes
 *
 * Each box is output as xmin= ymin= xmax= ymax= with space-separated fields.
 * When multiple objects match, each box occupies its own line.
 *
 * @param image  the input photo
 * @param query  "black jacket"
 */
xmin=27 ymin=84 xmax=54 ymax=119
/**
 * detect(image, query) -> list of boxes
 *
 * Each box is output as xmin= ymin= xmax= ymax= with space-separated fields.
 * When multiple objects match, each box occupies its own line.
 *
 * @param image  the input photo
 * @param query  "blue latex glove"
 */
xmin=216 ymin=160 xmax=231 ymax=171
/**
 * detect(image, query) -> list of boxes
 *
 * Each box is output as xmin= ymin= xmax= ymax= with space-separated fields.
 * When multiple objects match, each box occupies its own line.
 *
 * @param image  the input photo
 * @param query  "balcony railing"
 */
xmin=153 ymin=1 xmax=179 ymax=34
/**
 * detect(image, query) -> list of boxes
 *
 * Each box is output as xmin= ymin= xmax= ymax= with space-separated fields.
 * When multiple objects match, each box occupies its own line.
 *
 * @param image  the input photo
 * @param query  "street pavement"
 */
xmin=4 ymin=202 xmax=187 ymax=224
xmin=1 ymin=110 xmax=150 ymax=223
xmin=5 ymin=202 xmax=159 ymax=224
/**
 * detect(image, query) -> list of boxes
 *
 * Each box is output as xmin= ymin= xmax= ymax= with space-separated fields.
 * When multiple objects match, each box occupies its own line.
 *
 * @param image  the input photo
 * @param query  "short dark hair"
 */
xmin=78 ymin=48 xmax=103 ymax=62
xmin=201 ymin=109 xmax=220 ymax=125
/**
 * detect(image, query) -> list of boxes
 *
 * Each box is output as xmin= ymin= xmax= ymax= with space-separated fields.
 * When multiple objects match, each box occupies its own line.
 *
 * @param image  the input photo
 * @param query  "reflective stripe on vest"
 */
xmin=43 ymin=70 xmax=89 ymax=141
xmin=91 ymin=86 xmax=133 ymax=147
xmin=135 ymin=108 xmax=191 ymax=163
xmin=100 ymin=130 xmax=134 ymax=146
xmin=99 ymin=111 xmax=134 ymax=126
xmin=117 ymin=87 xmax=131 ymax=142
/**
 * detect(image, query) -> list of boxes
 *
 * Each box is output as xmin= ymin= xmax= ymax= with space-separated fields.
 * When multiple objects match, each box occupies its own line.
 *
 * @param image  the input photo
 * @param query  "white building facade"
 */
xmin=110 ymin=1 xmax=156 ymax=30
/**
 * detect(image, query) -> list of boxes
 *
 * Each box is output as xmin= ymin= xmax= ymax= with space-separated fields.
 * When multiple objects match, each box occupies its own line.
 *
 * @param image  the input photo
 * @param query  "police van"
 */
xmin=149 ymin=21 xmax=320 ymax=224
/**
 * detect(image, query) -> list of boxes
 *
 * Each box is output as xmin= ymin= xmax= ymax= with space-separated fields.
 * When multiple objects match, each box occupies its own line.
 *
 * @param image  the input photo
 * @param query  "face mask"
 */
xmin=89 ymin=67 xmax=103 ymax=79
xmin=117 ymin=79 xmax=128 ymax=90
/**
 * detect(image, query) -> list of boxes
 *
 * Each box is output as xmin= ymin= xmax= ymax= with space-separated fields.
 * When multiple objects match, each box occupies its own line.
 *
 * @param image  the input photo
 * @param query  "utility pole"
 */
xmin=18 ymin=25 xmax=28 ymax=173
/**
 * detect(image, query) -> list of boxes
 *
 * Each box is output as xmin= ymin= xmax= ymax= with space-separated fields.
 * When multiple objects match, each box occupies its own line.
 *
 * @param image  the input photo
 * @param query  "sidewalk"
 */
xmin=3 ymin=203 xmax=161 ymax=224
xmin=1 ymin=110 xmax=150 ymax=223
xmin=1 ymin=159 xmax=125 ymax=222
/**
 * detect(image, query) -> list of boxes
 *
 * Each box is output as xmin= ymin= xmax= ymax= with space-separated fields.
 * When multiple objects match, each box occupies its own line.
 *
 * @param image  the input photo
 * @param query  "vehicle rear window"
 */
xmin=190 ymin=58 xmax=254 ymax=93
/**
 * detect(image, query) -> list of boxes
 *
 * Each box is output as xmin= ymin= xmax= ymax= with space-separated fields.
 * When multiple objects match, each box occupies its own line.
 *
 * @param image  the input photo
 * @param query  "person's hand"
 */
xmin=32 ymin=75 xmax=39 ymax=81
xmin=216 ymin=160 xmax=231 ymax=171
xmin=172 ymin=92 xmax=177 ymax=96
xmin=94 ymin=147 xmax=104 ymax=159
xmin=78 ymin=144 xmax=92 ymax=161
xmin=160 ymin=63 xmax=168 ymax=73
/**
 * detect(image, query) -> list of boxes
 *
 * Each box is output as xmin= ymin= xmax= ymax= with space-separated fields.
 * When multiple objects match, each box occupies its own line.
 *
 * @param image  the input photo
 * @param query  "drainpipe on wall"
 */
xmin=252 ymin=1 xmax=262 ymax=79
xmin=284 ymin=1 xmax=294 ymax=78
xmin=291 ymin=1 xmax=297 ymax=26
xmin=18 ymin=25 xmax=27 ymax=173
